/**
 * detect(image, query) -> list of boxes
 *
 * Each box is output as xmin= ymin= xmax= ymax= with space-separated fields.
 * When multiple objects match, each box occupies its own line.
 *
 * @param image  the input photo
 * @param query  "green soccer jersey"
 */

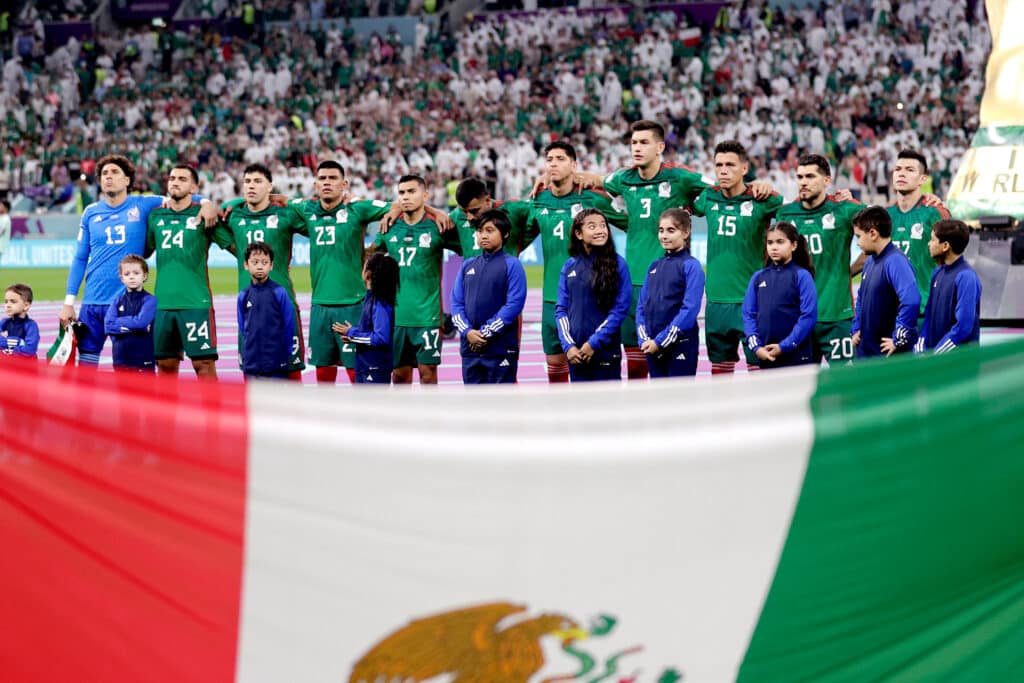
xmin=695 ymin=187 xmax=783 ymax=303
xmin=524 ymin=189 xmax=629 ymax=303
xmin=212 ymin=202 xmax=308 ymax=300
xmin=146 ymin=205 xmax=213 ymax=310
xmin=449 ymin=199 xmax=532 ymax=257
xmin=603 ymin=163 xmax=709 ymax=285
xmin=888 ymin=199 xmax=949 ymax=315
xmin=292 ymin=197 xmax=390 ymax=306
xmin=373 ymin=215 xmax=460 ymax=327
xmin=777 ymin=197 xmax=862 ymax=321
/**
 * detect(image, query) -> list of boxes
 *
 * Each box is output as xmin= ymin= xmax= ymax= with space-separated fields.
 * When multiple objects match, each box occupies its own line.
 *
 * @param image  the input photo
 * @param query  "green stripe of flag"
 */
xmin=738 ymin=339 xmax=1024 ymax=681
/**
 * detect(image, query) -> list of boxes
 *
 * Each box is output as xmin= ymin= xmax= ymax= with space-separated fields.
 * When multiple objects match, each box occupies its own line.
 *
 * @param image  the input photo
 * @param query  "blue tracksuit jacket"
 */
xmin=450 ymin=250 xmax=527 ymax=357
xmin=636 ymin=248 xmax=704 ymax=349
xmin=1 ymin=316 xmax=40 ymax=357
xmin=237 ymin=279 xmax=296 ymax=377
xmin=555 ymin=253 xmax=632 ymax=357
xmin=104 ymin=289 xmax=156 ymax=370
xmin=853 ymin=242 xmax=921 ymax=357
xmin=742 ymin=261 xmax=818 ymax=366
xmin=344 ymin=291 xmax=394 ymax=382
xmin=916 ymin=256 xmax=981 ymax=353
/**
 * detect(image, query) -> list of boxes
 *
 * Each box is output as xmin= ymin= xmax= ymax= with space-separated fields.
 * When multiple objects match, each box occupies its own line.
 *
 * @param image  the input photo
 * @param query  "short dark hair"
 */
xmin=244 ymin=241 xmax=274 ymax=262
xmin=544 ymin=140 xmax=577 ymax=162
xmin=243 ymin=163 xmax=273 ymax=183
xmin=897 ymin=149 xmax=928 ymax=175
xmin=171 ymin=162 xmax=199 ymax=185
xmin=852 ymin=205 xmax=893 ymax=238
xmin=96 ymin=154 xmax=136 ymax=186
xmin=398 ymin=174 xmax=426 ymax=188
xmin=630 ymin=120 xmax=665 ymax=141
xmin=932 ymin=219 xmax=970 ymax=255
xmin=119 ymin=254 xmax=149 ymax=275
xmin=797 ymin=154 xmax=831 ymax=178
xmin=316 ymin=160 xmax=346 ymax=176
xmin=714 ymin=140 xmax=748 ymax=162
xmin=476 ymin=208 xmax=511 ymax=241
xmin=455 ymin=177 xmax=489 ymax=208
xmin=5 ymin=283 xmax=33 ymax=304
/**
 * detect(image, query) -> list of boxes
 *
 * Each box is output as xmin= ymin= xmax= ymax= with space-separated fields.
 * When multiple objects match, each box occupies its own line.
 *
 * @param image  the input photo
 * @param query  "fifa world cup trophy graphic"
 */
xmin=947 ymin=0 xmax=1024 ymax=220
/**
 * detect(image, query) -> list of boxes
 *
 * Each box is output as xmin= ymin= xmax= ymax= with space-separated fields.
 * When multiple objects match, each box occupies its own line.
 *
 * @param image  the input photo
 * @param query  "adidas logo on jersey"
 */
xmin=467 ymin=268 xmax=476 ymax=275
xmin=239 ymin=219 xmax=247 ymax=226
xmin=247 ymin=301 xmax=253 ymax=308
xmin=119 ymin=305 xmax=125 ymax=312
xmin=712 ymin=203 xmax=719 ymax=211
xmin=568 ymin=270 xmax=577 ymax=278
xmin=759 ymin=281 xmax=767 ymax=288
xmin=676 ymin=352 xmax=687 ymax=360
xmin=200 ymin=343 xmax=210 ymax=350
xmin=432 ymin=350 xmax=441 ymax=358
xmin=157 ymin=220 xmax=165 ymax=226
xmin=541 ymin=208 xmax=549 ymax=215
xmin=649 ymin=267 xmax=657 ymax=274
xmin=390 ymin=235 xmax=398 ymax=242
xmin=499 ymin=359 xmax=510 ymax=367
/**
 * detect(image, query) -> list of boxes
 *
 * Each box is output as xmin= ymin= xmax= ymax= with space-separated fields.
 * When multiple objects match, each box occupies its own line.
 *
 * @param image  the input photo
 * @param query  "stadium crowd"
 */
xmin=0 ymin=0 xmax=989 ymax=211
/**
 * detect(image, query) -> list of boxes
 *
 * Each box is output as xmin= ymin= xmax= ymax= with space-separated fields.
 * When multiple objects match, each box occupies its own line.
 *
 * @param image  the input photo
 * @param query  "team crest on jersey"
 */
xmin=127 ymin=207 xmax=140 ymax=222
xmin=911 ymin=223 xmax=924 ymax=239
xmin=186 ymin=217 xmax=198 ymax=230
xmin=658 ymin=181 xmax=671 ymax=198
xmin=740 ymin=201 xmax=754 ymax=217
xmin=418 ymin=232 xmax=432 ymax=248
xmin=336 ymin=209 xmax=348 ymax=223
xmin=822 ymin=213 xmax=836 ymax=230
xmin=266 ymin=215 xmax=279 ymax=229
xmin=571 ymin=203 xmax=583 ymax=218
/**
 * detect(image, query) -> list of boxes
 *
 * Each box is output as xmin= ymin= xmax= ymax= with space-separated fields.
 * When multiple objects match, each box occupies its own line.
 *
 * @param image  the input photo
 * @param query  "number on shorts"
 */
xmin=161 ymin=229 xmax=185 ymax=249
xmin=829 ymin=336 xmax=854 ymax=359
xmin=315 ymin=225 xmax=336 ymax=245
xmin=397 ymin=246 xmax=418 ymax=266
xmin=185 ymin=320 xmax=209 ymax=342
xmin=420 ymin=329 xmax=440 ymax=350
xmin=291 ymin=336 xmax=300 ymax=355
xmin=807 ymin=233 xmax=823 ymax=255
xmin=342 ymin=342 xmax=354 ymax=353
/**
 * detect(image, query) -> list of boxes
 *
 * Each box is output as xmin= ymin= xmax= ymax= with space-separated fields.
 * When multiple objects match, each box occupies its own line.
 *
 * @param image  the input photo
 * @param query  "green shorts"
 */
xmin=308 ymin=302 xmax=362 ymax=369
xmin=620 ymin=285 xmax=642 ymax=348
xmin=154 ymin=308 xmax=218 ymax=360
xmin=393 ymin=325 xmax=442 ymax=368
xmin=705 ymin=301 xmax=757 ymax=365
xmin=541 ymin=301 xmax=563 ymax=356
xmin=813 ymin=319 xmax=854 ymax=365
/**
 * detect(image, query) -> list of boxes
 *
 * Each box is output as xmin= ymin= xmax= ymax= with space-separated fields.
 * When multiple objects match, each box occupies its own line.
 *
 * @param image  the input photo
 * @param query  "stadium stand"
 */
xmin=0 ymin=0 xmax=989 ymax=211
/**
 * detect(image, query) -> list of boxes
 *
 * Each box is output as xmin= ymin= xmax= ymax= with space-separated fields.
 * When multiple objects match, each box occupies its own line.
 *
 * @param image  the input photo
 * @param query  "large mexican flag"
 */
xmin=2 ymin=340 xmax=1022 ymax=682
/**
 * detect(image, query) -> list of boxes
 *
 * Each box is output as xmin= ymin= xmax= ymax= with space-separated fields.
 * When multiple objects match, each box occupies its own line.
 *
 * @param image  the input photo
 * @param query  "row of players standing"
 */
xmin=57 ymin=120 xmax=980 ymax=383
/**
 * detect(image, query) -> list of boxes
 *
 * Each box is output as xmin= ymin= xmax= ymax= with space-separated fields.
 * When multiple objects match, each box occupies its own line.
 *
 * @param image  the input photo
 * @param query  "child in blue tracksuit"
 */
xmin=916 ymin=219 xmax=982 ymax=354
xmin=333 ymin=251 xmax=399 ymax=384
xmin=450 ymin=209 xmax=527 ymax=384
xmin=742 ymin=222 xmax=818 ymax=369
xmin=104 ymin=255 xmax=157 ymax=372
xmin=2 ymin=283 xmax=40 ymax=358
xmin=636 ymin=209 xmax=705 ymax=377
xmin=555 ymin=208 xmax=632 ymax=382
xmin=851 ymin=206 xmax=921 ymax=358
xmin=237 ymin=242 xmax=296 ymax=380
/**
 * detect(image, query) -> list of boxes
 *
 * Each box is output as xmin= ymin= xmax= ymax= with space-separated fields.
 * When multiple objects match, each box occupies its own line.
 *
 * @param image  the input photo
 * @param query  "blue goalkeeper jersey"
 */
xmin=66 ymin=195 xmax=166 ymax=305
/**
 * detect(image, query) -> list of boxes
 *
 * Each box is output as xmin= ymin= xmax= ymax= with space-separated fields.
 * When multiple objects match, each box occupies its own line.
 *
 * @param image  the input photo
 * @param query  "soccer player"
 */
xmin=450 ymin=177 xmax=532 ymax=257
xmin=777 ymin=154 xmax=862 ymax=365
xmin=575 ymin=121 xmax=772 ymax=379
xmin=213 ymin=163 xmax=309 ymax=378
xmin=916 ymin=219 xmax=982 ymax=353
xmin=694 ymin=140 xmax=783 ymax=375
xmin=524 ymin=141 xmax=628 ymax=383
xmin=887 ymin=149 xmax=951 ymax=317
xmin=146 ymin=164 xmax=218 ymax=379
xmin=60 ymin=154 xmax=217 ymax=365
xmin=373 ymin=174 xmax=462 ymax=385
xmin=851 ymin=206 xmax=920 ymax=358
